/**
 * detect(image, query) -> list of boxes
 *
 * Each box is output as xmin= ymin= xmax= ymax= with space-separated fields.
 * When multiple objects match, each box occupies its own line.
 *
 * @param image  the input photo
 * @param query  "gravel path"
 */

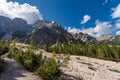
xmin=0 ymin=57 xmax=42 ymax=80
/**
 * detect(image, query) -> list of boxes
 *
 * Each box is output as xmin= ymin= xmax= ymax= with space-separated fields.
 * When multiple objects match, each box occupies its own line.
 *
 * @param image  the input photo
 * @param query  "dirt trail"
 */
xmin=0 ymin=57 xmax=42 ymax=80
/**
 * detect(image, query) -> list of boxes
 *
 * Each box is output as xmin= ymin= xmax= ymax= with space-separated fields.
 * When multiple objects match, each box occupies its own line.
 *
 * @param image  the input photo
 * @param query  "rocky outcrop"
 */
xmin=96 ymin=35 xmax=114 ymax=41
xmin=71 ymin=32 xmax=97 ymax=43
xmin=22 ymin=21 xmax=76 ymax=45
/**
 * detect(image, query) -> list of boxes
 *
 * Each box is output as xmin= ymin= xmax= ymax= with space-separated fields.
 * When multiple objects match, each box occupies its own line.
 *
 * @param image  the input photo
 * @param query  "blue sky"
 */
xmin=8 ymin=0 xmax=119 ymax=27
xmin=2 ymin=0 xmax=120 ymax=37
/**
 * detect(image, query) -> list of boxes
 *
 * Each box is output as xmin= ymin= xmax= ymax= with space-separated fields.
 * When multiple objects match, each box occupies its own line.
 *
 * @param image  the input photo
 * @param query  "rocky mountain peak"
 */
xmin=0 ymin=16 xmax=11 ymax=27
xmin=12 ymin=18 xmax=28 ymax=25
xmin=0 ymin=16 xmax=33 ymax=40
xmin=96 ymin=35 xmax=114 ymax=41
xmin=71 ymin=32 xmax=97 ymax=43
xmin=32 ymin=20 xmax=51 ymax=28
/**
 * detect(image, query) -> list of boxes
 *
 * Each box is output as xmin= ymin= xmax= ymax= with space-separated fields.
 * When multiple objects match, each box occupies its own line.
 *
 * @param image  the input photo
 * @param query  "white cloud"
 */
xmin=111 ymin=4 xmax=120 ymax=19
xmin=103 ymin=0 xmax=116 ymax=5
xmin=80 ymin=28 xmax=95 ymax=36
xmin=116 ymin=31 xmax=120 ymax=35
xmin=68 ymin=27 xmax=71 ymax=30
xmin=0 ymin=0 xmax=43 ymax=24
xmin=68 ymin=27 xmax=80 ymax=33
xmin=102 ymin=0 xmax=108 ymax=5
xmin=80 ymin=15 xmax=91 ymax=24
xmin=68 ymin=27 xmax=97 ymax=37
xmin=115 ymin=23 xmax=120 ymax=28
xmin=68 ymin=4 xmax=120 ymax=37
xmin=68 ymin=20 xmax=115 ymax=37
xmin=94 ymin=20 xmax=113 ymax=36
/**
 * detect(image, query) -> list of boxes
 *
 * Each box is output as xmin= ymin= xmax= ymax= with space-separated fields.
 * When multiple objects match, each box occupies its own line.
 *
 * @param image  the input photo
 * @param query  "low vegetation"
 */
xmin=1 ymin=39 xmax=120 ymax=79
xmin=7 ymin=40 xmax=70 ymax=80
xmin=0 ymin=40 xmax=10 ymax=75
xmin=43 ymin=42 xmax=120 ymax=62
xmin=0 ymin=40 xmax=9 ymax=56
xmin=88 ymin=66 xmax=97 ymax=71
xmin=34 ymin=57 xmax=60 ymax=80
xmin=79 ymin=62 xmax=93 ymax=66
xmin=109 ymin=69 xmax=120 ymax=73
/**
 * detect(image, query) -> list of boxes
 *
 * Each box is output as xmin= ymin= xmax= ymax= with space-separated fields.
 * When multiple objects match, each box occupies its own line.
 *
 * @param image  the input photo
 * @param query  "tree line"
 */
xmin=43 ymin=42 xmax=120 ymax=62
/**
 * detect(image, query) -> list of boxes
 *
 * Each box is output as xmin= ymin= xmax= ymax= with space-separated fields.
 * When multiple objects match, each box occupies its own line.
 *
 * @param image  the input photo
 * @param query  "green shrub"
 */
xmin=8 ymin=42 xmax=60 ymax=79
xmin=0 ymin=41 xmax=9 ymax=75
xmin=0 ymin=41 xmax=9 ymax=56
xmin=35 ymin=57 xmax=60 ymax=80
xmin=109 ymin=69 xmax=120 ymax=73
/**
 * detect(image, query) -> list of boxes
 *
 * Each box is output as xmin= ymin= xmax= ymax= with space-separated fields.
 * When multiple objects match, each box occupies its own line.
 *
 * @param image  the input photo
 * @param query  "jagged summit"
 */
xmin=22 ymin=20 xmax=76 ymax=45
xmin=71 ymin=32 xmax=97 ymax=43
xmin=96 ymin=35 xmax=114 ymax=41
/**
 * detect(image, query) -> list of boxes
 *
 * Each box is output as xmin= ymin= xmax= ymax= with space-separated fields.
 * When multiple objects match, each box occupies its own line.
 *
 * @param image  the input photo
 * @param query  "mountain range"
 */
xmin=0 ymin=16 xmax=119 ymax=45
xmin=0 ymin=16 xmax=33 ymax=40
xmin=20 ymin=20 xmax=97 ymax=45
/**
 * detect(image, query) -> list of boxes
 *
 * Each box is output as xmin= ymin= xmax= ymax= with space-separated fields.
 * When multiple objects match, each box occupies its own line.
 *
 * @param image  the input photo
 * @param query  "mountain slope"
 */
xmin=22 ymin=21 xmax=76 ymax=45
xmin=111 ymin=35 xmax=120 ymax=45
xmin=71 ymin=32 xmax=97 ymax=43
xmin=0 ymin=16 xmax=33 ymax=40
xmin=96 ymin=35 xmax=114 ymax=42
